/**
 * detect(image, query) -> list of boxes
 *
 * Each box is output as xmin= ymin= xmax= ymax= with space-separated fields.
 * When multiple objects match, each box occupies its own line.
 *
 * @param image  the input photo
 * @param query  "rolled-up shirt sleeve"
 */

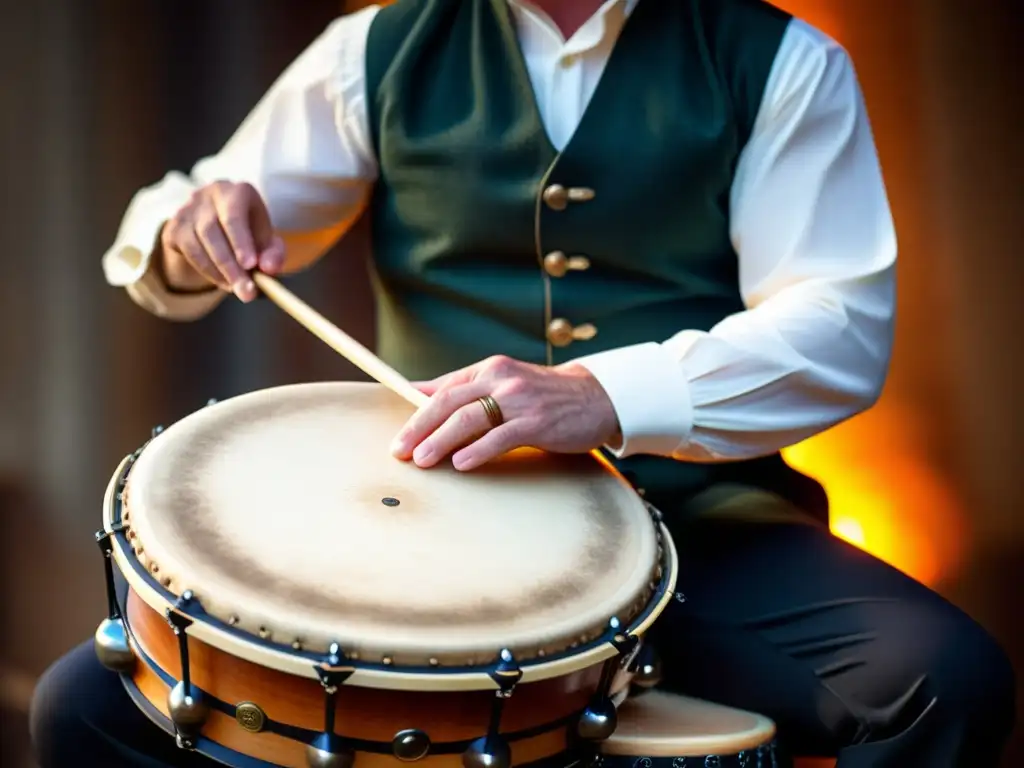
xmin=102 ymin=5 xmax=381 ymax=321
xmin=576 ymin=19 xmax=897 ymax=462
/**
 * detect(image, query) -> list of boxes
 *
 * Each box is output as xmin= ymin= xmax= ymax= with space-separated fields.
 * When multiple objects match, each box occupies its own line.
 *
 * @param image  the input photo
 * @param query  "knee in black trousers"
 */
xmin=820 ymin=594 xmax=1016 ymax=764
xmin=30 ymin=640 xmax=214 ymax=768
xmin=650 ymin=516 xmax=1017 ymax=767
xmin=838 ymin=596 xmax=1016 ymax=764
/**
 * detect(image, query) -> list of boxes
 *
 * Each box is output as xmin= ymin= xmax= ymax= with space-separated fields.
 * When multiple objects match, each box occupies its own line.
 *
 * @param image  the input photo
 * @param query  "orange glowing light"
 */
xmin=831 ymin=515 xmax=866 ymax=547
xmin=771 ymin=1 xmax=841 ymax=38
xmin=783 ymin=403 xmax=965 ymax=588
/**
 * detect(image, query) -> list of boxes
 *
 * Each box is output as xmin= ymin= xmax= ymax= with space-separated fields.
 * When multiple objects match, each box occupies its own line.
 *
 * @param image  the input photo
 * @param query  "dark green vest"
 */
xmin=364 ymin=0 xmax=827 ymax=520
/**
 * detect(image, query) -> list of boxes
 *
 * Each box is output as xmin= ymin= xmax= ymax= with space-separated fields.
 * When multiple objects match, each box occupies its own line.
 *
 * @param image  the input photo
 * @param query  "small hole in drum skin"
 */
xmin=381 ymin=497 xmax=400 ymax=507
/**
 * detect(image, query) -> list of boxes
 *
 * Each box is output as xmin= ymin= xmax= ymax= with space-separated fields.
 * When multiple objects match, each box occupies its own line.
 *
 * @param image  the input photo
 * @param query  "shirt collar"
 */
xmin=506 ymin=0 xmax=639 ymax=55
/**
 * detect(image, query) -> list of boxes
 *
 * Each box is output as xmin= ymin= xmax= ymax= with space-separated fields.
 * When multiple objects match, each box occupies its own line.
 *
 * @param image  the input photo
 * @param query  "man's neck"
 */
xmin=527 ymin=0 xmax=607 ymax=41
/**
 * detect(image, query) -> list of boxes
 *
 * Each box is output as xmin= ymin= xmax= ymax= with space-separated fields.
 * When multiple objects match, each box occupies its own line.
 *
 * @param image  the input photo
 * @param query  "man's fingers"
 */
xmin=213 ymin=188 xmax=259 ymax=271
xmin=419 ymin=364 xmax=481 ymax=396
xmin=245 ymin=184 xmax=277 ymax=253
xmin=412 ymin=375 xmax=450 ymax=397
xmin=452 ymin=423 xmax=525 ymax=472
xmin=257 ymin=236 xmax=287 ymax=274
xmin=194 ymin=214 xmax=255 ymax=301
xmin=410 ymin=400 xmax=492 ymax=468
xmin=390 ymin=381 xmax=490 ymax=459
xmin=172 ymin=227 xmax=225 ymax=289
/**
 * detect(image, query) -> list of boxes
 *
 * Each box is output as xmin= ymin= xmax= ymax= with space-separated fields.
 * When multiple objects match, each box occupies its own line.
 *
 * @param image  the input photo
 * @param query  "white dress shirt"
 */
xmin=102 ymin=0 xmax=897 ymax=463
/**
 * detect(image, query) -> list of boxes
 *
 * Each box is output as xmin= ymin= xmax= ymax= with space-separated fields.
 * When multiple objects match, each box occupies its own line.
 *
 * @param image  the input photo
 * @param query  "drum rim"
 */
xmin=103 ymin=449 xmax=679 ymax=692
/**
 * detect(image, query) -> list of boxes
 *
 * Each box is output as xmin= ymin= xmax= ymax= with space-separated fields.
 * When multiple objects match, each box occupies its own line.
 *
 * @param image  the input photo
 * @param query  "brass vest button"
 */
xmin=543 ymin=251 xmax=591 ymax=278
xmin=547 ymin=319 xmax=598 ymax=347
xmin=542 ymin=184 xmax=568 ymax=211
xmin=541 ymin=185 xmax=595 ymax=211
xmin=547 ymin=318 xmax=574 ymax=346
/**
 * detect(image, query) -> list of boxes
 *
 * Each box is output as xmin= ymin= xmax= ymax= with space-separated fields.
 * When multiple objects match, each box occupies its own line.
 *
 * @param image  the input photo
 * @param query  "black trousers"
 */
xmin=30 ymin=488 xmax=1015 ymax=767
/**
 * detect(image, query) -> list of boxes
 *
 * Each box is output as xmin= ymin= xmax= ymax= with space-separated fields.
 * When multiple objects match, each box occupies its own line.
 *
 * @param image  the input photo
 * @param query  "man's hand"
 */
xmin=390 ymin=356 xmax=620 ymax=471
xmin=158 ymin=181 xmax=286 ymax=301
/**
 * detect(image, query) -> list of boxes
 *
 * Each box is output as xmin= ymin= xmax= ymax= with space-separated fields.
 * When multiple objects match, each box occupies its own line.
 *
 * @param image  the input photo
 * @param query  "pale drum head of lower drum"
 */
xmin=121 ymin=382 xmax=664 ymax=677
xmin=601 ymin=690 xmax=778 ymax=764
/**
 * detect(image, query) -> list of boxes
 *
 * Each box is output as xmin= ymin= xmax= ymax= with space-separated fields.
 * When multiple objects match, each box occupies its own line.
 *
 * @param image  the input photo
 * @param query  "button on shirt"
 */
xmin=102 ymin=0 xmax=897 ymax=463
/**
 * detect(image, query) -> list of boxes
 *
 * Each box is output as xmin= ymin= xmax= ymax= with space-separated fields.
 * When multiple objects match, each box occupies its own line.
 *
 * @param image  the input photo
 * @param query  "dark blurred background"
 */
xmin=0 ymin=0 xmax=1020 ymax=766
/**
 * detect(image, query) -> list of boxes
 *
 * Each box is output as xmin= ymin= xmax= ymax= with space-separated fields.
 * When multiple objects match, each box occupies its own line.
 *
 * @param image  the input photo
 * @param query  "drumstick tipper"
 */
xmin=251 ymin=272 xmax=429 ymax=409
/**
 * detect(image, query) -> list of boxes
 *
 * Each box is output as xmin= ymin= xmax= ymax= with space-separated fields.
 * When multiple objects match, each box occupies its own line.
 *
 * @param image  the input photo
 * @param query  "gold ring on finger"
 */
xmin=477 ymin=395 xmax=504 ymax=429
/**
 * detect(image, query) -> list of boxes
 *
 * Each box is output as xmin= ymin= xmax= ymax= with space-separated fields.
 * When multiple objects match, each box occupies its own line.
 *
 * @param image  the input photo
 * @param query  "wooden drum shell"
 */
xmin=125 ymin=589 xmax=628 ymax=767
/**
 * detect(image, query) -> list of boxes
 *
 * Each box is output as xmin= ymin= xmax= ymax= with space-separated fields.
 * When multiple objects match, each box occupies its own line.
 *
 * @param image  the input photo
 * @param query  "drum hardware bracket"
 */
xmin=487 ymin=648 xmax=523 ymax=696
xmin=93 ymin=525 xmax=137 ymax=674
xmin=120 ymin=456 xmax=135 ymax=485
xmin=628 ymin=644 xmax=663 ymax=695
xmin=165 ymin=591 xmax=197 ymax=633
xmin=316 ymin=642 xmax=356 ymax=691
xmin=307 ymin=643 xmax=357 ymax=768
xmin=576 ymin=618 xmax=635 ymax=746
xmin=463 ymin=649 xmax=521 ymax=768
xmin=165 ymin=591 xmax=210 ymax=750
xmin=606 ymin=616 xmax=639 ymax=672
xmin=95 ymin=525 xmax=128 ymax=621
xmin=612 ymin=624 xmax=642 ymax=674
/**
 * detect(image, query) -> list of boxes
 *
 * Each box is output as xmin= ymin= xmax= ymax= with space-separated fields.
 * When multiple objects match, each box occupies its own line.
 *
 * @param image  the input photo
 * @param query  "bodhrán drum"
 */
xmin=93 ymin=382 xmax=678 ymax=768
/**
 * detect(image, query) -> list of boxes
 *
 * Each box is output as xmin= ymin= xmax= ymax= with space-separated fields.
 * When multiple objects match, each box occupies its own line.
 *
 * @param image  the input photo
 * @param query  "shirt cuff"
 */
xmin=102 ymin=223 xmax=226 ymax=322
xmin=573 ymin=342 xmax=694 ymax=459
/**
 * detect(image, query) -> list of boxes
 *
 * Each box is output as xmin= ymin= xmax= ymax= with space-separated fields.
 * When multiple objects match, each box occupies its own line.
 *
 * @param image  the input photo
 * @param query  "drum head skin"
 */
xmin=124 ymin=383 xmax=659 ymax=667
xmin=604 ymin=690 xmax=776 ymax=757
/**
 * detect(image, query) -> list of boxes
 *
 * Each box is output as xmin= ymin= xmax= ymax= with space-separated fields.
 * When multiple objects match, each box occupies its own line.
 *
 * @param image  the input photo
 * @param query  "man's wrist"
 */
xmin=556 ymin=360 xmax=625 ymax=449
xmin=572 ymin=343 xmax=694 ymax=459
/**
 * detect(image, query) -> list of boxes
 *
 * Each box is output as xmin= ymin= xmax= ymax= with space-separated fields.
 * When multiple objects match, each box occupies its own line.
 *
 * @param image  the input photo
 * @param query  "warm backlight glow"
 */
xmin=831 ymin=515 xmax=866 ymax=547
xmin=782 ymin=403 xmax=965 ymax=588
xmin=771 ymin=1 xmax=841 ymax=37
